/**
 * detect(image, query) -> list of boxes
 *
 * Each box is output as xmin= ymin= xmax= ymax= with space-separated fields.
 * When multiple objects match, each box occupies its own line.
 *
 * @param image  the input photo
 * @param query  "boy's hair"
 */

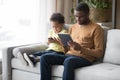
xmin=75 ymin=2 xmax=89 ymax=14
xmin=50 ymin=13 xmax=65 ymax=24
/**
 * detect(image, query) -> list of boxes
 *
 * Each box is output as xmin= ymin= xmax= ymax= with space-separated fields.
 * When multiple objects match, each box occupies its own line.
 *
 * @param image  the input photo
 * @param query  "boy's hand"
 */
xmin=48 ymin=37 xmax=54 ymax=41
xmin=47 ymin=37 xmax=54 ymax=44
xmin=47 ymin=37 xmax=61 ymax=44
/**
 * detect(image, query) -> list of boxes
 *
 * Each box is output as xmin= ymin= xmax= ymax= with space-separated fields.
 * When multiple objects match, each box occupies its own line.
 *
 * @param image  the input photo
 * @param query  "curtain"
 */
xmin=0 ymin=0 xmax=74 ymax=58
xmin=45 ymin=0 xmax=73 ymax=24
xmin=37 ymin=0 xmax=74 ymax=43
xmin=0 ymin=0 xmax=48 ymax=58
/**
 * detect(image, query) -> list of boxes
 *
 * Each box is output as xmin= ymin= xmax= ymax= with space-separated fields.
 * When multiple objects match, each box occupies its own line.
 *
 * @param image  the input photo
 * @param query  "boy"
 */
xmin=23 ymin=13 xmax=68 ymax=67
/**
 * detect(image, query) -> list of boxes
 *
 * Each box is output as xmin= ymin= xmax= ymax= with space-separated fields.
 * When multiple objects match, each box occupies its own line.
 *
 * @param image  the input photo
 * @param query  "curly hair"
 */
xmin=50 ymin=13 xmax=65 ymax=24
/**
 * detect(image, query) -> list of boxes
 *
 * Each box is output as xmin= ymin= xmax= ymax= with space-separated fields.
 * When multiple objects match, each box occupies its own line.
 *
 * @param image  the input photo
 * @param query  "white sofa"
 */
xmin=2 ymin=25 xmax=120 ymax=80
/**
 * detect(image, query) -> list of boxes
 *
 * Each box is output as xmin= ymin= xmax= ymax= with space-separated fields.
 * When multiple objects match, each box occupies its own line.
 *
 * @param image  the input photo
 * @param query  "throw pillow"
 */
xmin=103 ymin=29 xmax=120 ymax=64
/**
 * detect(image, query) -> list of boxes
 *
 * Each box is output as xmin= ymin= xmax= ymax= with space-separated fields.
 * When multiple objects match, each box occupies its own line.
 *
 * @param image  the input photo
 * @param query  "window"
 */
xmin=0 ymin=0 xmax=48 ymax=58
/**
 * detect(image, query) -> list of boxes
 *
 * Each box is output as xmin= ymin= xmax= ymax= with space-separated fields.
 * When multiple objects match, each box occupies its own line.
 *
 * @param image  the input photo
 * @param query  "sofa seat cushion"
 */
xmin=75 ymin=63 xmax=120 ymax=80
xmin=53 ymin=63 xmax=120 ymax=80
xmin=11 ymin=58 xmax=40 ymax=74
xmin=11 ymin=58 xmax=64 ymax=76
xmin=12 ymin=58 xmax=120 ymax=80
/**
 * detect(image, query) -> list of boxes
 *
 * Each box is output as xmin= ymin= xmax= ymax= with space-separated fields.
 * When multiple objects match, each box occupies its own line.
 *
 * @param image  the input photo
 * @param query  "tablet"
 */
xmin=58 ymin=34 xmax=73 ymax=46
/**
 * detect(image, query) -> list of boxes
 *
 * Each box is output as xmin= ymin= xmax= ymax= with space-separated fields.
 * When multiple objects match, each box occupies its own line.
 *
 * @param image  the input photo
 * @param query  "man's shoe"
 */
xmin=17 ymin=52 xmax=27 ymax=66
xmin=23 ymin=53 xmax=35 ymax=67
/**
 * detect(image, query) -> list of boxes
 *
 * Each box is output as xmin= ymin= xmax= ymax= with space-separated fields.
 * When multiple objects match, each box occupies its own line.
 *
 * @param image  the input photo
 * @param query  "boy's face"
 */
xmin=51 ymin=21 xmax=63 ymax=33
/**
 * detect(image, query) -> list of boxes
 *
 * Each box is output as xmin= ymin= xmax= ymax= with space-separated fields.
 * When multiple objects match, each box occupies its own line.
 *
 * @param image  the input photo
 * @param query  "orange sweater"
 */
xmin=67 ymin=22 xmax=104 ymax=62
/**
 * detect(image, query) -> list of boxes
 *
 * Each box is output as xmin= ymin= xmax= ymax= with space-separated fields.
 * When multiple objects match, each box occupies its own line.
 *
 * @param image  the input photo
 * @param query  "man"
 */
xmin=40 ymin=2 xmax=104 ymax=80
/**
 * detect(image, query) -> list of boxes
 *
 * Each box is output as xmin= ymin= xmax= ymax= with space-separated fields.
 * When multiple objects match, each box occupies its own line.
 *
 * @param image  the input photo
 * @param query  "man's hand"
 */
xmin=67 ymin=41 xmax=81 ymax=51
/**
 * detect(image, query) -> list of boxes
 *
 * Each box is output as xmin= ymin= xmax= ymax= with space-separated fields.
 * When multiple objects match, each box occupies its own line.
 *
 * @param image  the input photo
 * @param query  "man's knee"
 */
xmin=63 ymin=57 xmax=74 ymax=66
xmin=40 ymin=54 xmax=56 ymax=62
xmin=40 ymin=54 xmax=49 ymax=61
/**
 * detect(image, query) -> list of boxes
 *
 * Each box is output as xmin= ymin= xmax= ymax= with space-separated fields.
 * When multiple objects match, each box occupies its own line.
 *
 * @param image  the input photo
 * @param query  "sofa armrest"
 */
xmin=2 ymin=43 xmax=48 ymax=80
xmin=2 ymin=46 xmax=16 ymax=80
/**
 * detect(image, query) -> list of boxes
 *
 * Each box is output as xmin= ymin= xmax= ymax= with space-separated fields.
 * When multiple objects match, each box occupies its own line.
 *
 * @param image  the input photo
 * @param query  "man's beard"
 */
xmin=78 ymin=19 xmax=90 ymax=25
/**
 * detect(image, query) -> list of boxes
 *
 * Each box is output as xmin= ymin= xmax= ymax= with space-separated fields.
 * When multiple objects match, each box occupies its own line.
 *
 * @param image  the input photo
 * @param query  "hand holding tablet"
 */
xmin=58 ymin=34 xmax=73 ymax=46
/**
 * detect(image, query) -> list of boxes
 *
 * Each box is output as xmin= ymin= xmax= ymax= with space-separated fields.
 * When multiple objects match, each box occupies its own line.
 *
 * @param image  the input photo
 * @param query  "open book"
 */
xmin=58 ymin=34 xmax=73 ymax=46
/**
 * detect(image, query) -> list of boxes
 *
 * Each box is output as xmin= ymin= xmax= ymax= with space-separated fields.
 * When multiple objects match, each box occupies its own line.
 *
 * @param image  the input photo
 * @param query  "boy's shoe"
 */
xmin=17 ymin=52 xmax=28 ymax=66
xmin=23 ymin=53 xmax=35 ymax=67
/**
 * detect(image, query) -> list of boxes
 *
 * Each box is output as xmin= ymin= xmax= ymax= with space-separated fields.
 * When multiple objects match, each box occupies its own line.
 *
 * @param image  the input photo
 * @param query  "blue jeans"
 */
xmin=32 ymin=50 xmax=64 ymax=57
xmin=40 ymin=53 xmax=92 ymax=80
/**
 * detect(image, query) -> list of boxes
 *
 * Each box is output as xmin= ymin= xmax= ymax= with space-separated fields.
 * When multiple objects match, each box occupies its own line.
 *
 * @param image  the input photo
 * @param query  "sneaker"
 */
xmin=17 ymin=52 xmax=27 ymax=66
xmin=23 ymin=53 xmax=35 ymax=67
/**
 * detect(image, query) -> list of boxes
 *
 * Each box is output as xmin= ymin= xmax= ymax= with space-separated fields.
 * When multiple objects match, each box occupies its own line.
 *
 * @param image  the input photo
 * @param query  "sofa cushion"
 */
xmin=11 ymin=58 xmax=64 ymax=77
xmin=12 ymin=44 xmax=48 ymax=57
xmin=53 ymin=63 xmax=120 ymax=80
xmin=12 ymin=69 xmax=40 ymax=80
xmin=11 ymin=58 xmax=120 ymax=80
xmin=75 ymin=63 xmax=120 ymax=80
xmin=104 ymin=29 xmax=120 ymax=64
xmin=11 ymin=58 xmax=40 ymax=74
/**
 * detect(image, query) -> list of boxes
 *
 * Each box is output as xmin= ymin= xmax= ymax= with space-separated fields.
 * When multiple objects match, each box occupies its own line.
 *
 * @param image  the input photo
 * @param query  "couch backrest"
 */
xmin=103 ymin=29 xmax=120 ymax=65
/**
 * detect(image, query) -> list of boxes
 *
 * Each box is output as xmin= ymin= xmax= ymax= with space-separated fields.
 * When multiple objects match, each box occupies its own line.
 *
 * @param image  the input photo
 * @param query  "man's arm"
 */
xmin=81 ymin=26 xmax=104 ymax=58
xmin=68 ymin=26 xmax=104 ymax=58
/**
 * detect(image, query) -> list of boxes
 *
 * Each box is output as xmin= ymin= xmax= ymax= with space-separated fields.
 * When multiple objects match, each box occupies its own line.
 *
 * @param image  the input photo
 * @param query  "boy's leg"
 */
xmin=32 ymin=51 xmax=46 ymax=57
xmin=32 ymin=50 xmax=55 ymax=57
xmin=40 ymin=53 xmax=67 ymax=80
xmin=63 ymin=56 xmax=92 ymax=80
xmin=24 ymin=50 xmax=58 ymax=67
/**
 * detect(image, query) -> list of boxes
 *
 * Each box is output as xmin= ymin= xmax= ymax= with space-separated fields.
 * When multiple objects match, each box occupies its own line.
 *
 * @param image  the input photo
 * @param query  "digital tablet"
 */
xmin=58 ymin=34 xmax=73 ymax=46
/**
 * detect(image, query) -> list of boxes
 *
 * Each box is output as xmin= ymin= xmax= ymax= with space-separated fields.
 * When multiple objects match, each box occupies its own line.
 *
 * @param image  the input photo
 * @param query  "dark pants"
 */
xmin=32 ymin=50 xmax=64 ymax=57
xmin=40 ymin=53 xmax=92 ymax=80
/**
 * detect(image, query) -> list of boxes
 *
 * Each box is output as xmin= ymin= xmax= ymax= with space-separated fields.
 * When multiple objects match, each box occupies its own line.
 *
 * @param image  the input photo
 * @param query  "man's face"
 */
xmin=74 ymin=10 xmax=89 ymax=25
